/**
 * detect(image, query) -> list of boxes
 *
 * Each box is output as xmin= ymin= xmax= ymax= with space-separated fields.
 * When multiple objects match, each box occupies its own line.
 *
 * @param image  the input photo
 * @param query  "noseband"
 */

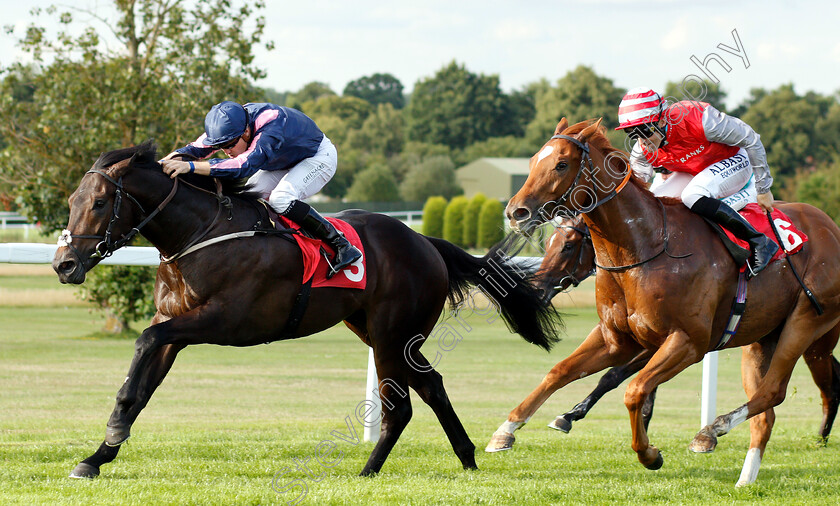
xmin=59 ymin=169 xmax=180 ymax=259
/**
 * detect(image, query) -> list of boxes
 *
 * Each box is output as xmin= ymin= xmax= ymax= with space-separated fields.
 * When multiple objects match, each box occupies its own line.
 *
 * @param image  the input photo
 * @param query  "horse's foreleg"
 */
xmin=626 ymin=330 xmax=701 ymax=470
xmin=486 ymin=324 xmax=636 ymax=452
xmin=70 ymin=342 xmax=185 ymax=478
xmin=549 ymin=350 xmax=653 ymax=433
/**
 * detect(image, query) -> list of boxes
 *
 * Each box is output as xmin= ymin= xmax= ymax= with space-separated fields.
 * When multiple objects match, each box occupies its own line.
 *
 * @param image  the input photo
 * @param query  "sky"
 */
xmin=1 ymin=0 xmax=838 ymax=110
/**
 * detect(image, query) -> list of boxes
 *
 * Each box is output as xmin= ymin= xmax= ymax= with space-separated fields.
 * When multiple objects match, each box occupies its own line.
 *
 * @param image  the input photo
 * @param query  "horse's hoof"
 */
xmin=69 ymin=462 xmax=100 ymax=479
xmin=485 ymin=432 xmax=515 ymax=452
xmin=689 ymin=430 xmax=718 ymax=453
xmin=548 ymin=416 xmax=572 ymax=433
xmin=645 ymin=451 xmax=664 ymax=470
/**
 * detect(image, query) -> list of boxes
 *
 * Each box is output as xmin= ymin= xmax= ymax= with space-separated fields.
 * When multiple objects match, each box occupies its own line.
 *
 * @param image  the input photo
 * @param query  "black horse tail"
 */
xmin=424 ymin=236 xmax=562 ymax=351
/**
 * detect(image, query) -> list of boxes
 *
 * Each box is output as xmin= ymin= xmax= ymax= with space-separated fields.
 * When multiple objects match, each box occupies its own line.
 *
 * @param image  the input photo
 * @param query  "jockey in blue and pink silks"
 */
xmin=616 ymin=87 xmax=779 ymax=276
xmin=161 ymin=101 xmax=362 ymax=277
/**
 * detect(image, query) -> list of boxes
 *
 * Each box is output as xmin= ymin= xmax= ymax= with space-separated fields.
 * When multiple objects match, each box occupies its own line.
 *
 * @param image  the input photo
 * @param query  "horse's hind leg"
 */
xmin=802 ymin=323 xmax=840 ymax=442
xmin=731 ymin=339 xmax=777 ymax=487
xmin=550 ymin=350 xmax=653 ymax=433
xmin=70 ymin=342 xmax=185 ymax=478
xmin=406 ymin=350 xmax=477 ymax=470
xmin=359 ymin=342 xmax=413 ymax=476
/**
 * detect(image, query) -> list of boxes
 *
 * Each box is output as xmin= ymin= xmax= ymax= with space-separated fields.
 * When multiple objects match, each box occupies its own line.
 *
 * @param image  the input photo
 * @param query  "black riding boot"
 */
xmin=284 ymin=200 xmax=362 ymax=278
xmin=691 ymin=196 xmax=779 ymax=277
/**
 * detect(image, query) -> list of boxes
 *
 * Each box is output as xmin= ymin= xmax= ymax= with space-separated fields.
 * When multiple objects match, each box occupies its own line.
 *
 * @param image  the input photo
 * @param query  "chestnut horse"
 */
xmin=52 ymin=141 xmax=560 ymax=479
xmin=536 ymin=217 xmax=840 ymax=438
xmin=488 ymin=118 xmax=840 ymax=486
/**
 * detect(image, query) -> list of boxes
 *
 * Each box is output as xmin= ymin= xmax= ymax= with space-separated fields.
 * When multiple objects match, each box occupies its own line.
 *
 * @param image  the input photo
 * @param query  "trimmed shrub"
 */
xmin=421 ymin=196 xmax=448 ymax=238
xmin=442 ymin=196 xmax=470 ymax=247
xmin=478 ymin=199 xmax=505 ymax=248
xmin=462 ymin=193 xmax=487 ymax=247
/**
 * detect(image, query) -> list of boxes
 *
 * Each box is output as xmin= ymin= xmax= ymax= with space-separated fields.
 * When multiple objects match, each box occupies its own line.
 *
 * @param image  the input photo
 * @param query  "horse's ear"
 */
xmin=554 ymin=117 xmax=569 ymax=136
xmin=579 ymin=118 xmax=603 ymax=142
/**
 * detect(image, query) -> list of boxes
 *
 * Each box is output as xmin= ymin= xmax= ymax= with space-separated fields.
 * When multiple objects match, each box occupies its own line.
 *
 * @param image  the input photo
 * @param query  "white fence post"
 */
xmin=364 ymin=347 xmax=381 ymax=443
xmin=701 ymin=352 xmax=718 ymax=427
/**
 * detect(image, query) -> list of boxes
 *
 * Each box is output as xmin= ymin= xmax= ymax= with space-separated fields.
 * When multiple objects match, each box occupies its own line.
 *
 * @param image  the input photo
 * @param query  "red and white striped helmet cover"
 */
xmin=616 ymin=87 xmax=663 ymax=130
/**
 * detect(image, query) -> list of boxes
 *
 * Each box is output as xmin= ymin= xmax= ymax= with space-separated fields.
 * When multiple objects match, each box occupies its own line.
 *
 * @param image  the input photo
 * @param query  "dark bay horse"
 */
xmin=537 ymin=216 xmax=840 ymax=438
xmin=52 ymin=141 xmax=560 ymax=479
xmin=488 ymin=118 xmax=840 ymax=486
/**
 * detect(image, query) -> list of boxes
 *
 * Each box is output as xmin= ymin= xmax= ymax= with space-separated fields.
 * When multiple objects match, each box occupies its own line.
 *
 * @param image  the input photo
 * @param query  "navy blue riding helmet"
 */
xmin=202 ymin=101 xmax=249 ymax=147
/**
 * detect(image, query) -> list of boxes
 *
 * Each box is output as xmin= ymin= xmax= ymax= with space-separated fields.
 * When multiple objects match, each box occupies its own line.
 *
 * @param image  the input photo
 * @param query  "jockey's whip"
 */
xmin=766 ymin=210 xmax=824 ymax=315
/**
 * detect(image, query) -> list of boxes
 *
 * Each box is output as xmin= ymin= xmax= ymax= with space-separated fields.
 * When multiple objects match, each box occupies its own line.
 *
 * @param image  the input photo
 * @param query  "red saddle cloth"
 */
xmin=279 ymin=216 xmax=367 ymax=289
xmin=721 ymin=204 xmax=808 ymax=265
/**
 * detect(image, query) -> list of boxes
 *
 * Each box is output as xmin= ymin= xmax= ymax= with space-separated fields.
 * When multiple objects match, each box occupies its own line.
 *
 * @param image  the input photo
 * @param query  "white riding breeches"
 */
xmin=649 ymin=148 xmax=757 ymax=211
xmin=246 ymin=136 xmax=337 ymax=213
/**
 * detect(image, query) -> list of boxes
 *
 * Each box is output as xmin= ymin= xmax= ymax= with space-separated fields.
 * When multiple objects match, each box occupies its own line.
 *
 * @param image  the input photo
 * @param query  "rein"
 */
xmin=594 ymin=198 xmax=691 ymax=272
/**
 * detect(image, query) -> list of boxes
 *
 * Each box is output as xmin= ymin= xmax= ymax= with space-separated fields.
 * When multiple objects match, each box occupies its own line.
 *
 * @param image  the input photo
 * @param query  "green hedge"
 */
xmin=462 ymin=193 xmax=487 ymax=247
xmin=442 ymin=196 xmax=470 ymax=247
xmin=478 ymin=199 xmax=505 ymax=248
xmin=421 ymin=196 xmax=448 ymax=237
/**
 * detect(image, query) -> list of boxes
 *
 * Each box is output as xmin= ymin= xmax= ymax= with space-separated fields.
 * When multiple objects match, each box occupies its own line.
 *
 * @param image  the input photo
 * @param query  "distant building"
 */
xmin=456 ymin=158 xmax=531 ymax=201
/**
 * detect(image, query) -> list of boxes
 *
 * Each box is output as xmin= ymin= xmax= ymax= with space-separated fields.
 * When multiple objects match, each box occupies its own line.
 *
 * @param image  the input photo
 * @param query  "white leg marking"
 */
xmin=727 ymin=405 xmax=749 ymax=432
xmin=496 ymin=419 xmax=526 ymax=435
xmin=735 ymin=447 xmax=762 ymax=487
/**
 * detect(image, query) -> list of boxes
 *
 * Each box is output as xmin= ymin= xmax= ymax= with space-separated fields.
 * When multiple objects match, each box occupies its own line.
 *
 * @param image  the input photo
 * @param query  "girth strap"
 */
xmin=713 ymin=270 xmax=748 ymax=351
xmin=277 ymin=278 xmax=313 ymax=341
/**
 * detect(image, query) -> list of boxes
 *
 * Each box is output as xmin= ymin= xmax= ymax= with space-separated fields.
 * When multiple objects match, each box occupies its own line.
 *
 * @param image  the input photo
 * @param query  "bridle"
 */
xmin=59 ymin=169 xmax=180 ymax=260
xmin=553 ymin=224 xmax=596 ymax=291
xmin=538 ymin=134 xmax=633 ymax=221
xmin=59 ymin=167 xmax=232 ymax=263
xmin=540 ymin=134 xmax=690 ymax=272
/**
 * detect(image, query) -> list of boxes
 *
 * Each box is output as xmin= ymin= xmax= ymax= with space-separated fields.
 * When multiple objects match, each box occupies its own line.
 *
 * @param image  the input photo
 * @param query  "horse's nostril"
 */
xmin=512 ymin=208 xmax=531 ymax=221
xmin=58 ymin=260 xmax=76 ymax=273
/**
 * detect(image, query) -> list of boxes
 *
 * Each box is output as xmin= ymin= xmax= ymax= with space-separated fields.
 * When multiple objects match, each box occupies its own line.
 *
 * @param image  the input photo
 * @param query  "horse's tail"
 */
xmin=424 ymin=236 xmax=562 ymax=351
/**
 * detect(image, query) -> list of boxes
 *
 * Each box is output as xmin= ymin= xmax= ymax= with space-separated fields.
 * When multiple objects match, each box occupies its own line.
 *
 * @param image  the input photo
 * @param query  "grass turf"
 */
xmin=1 ymin=304 xmax=838 ymax=505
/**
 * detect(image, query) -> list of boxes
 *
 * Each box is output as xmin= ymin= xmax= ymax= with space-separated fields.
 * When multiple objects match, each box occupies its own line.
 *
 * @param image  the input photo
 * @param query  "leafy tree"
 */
xmin=740 ymin=84 xmax=821 ymax=178
xmin=399 ymin=155 xmax=462 ymax=202
xmin=421 ymin=196 xmax=448 ymax=238
xmin=406 ymin=61 xmax=508 ymax=150
xmin=345 ymin=163 xmax=400 ymax=202
xmin=301 ymin=95 xmax=373 ymax=147
xmin=477 ymin=199 xmax=505 ymax=248
xmin=458 ymin=136 xmax=531 ymax=166
xmin=463 ymin=193 xmax=487 ymax=247
xmin=663 ymin=79 xmax=727 ymax=112
xmin=345 ymin=103 xmax=405 ymax=156
xmin=0 ymin=0 xmax=271 ymax=331
xmin=795 ymin=157 xmax=840 ymax=226
xmin=524 ymin=66 xmax=625 ymax=151
xmin=443 ymin=196 xmax=469 ymax=247
xmin=286 ymin=81 xmax=335 ymax=109
xmin=343 ymin=73 xmax=405 ymax=109
xmin=815 ymin=101 xmax=840 ymax=160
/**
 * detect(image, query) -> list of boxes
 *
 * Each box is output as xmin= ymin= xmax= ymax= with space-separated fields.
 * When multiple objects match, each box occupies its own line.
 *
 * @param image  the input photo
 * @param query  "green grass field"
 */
xmin=1 ymin=262 xmax=839 ymax=505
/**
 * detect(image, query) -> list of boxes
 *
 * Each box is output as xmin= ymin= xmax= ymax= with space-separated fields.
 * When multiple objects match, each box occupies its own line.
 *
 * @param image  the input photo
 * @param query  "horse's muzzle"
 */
xmin=53 ymin=248 xmax=87 ymax=284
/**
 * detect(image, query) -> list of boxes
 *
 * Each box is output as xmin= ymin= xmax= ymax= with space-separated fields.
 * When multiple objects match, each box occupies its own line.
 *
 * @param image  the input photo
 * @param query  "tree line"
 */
xmin=1 ymin=1 xmax=839 ymax=330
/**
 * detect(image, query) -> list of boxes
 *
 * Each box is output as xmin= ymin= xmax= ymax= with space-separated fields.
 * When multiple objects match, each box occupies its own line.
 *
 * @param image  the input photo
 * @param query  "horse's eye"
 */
xmin=93 ymin=199 xmax=106 ymax=209
xmin=562 ymin=243 xmax=574 ymax=251
xmin=555 ymin=161 xmax=568 ymax=171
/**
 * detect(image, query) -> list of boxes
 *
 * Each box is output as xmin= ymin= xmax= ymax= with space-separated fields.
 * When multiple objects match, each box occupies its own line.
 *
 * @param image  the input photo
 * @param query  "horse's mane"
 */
xmin=560 ymin=120 xmax=682 ymax=206
xmin=94 ymin=140 xmax=261 ymax=202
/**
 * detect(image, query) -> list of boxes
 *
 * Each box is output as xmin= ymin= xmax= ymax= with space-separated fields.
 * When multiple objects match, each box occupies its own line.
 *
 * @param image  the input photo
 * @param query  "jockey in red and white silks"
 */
xmin=616 ymin=87 xmax=778 ymax=276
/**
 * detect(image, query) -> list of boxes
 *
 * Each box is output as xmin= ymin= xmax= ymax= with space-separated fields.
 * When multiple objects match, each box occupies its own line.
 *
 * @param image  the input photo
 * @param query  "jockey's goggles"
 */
xmin=626 ymin=124 xmax=658 ymax=140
